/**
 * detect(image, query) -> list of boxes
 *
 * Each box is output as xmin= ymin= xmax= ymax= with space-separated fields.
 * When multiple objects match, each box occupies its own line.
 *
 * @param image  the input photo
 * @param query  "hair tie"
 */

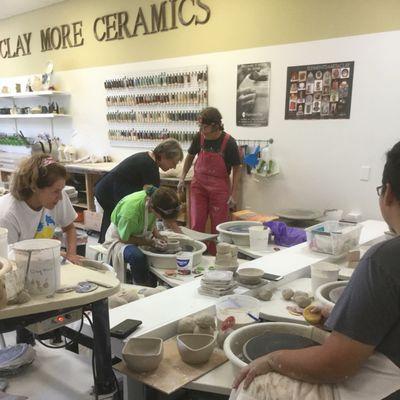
xmin=145 ymin=185 xmax=157 ymax=197
xmin=42 ymin=156 xmax=56 ymax=167
xmin=154 ymin=205 xmax=181 ymax=215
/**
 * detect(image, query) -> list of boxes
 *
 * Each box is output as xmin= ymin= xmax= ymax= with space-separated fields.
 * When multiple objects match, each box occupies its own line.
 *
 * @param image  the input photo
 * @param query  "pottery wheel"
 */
xmin=143 ymin=244 xmax=195 ymax=254
xmin=276 ymin=208 xmax=322 ymax=221
xmin=225 ymin=224 xmax=255 ymax=233
xmin=329 ymin=286 xmax=345 ymax=303
xmin=243 ymin=332 xmax=319 ymax=362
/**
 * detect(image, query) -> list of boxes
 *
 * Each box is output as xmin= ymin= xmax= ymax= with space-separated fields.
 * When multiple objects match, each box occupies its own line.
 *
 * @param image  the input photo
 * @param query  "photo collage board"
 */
xmin=285 ymin=61 xmax=354 ymax=120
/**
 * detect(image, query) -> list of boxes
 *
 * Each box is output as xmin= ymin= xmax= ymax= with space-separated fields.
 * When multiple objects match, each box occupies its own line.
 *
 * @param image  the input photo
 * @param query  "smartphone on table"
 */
xmin=262 ymin=273 xmax=284 ymax=282
xmin=110 ymin=319 xmax=142 ymax=339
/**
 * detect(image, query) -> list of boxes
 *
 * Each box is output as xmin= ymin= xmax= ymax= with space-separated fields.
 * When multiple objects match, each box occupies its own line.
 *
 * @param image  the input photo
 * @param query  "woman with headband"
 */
xmin=0 ymin=154 xmax=82 ymax=265
xmin=104 ymin=186 xmax=180 ymax=285
xmin=95 ymin=138 xmax=183 ymax=243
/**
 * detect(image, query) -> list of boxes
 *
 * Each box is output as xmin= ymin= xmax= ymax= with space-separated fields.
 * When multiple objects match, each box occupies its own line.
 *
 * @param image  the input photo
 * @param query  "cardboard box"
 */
xmin=231 ymin=209 xmax=278 ymax=223
xmin=84 ymin=210 xmax=103 ymax=232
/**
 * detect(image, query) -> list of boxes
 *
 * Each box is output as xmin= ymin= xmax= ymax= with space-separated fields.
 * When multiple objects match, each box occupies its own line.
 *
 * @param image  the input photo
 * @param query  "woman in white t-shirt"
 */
xmin=0 ymin=154 xmax=82 ymax=265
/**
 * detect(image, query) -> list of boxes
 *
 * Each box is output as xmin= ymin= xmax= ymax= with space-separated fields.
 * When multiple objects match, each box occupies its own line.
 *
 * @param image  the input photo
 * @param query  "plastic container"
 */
xmin=311 ymin=262 xmax=339 ymax=294
xmin=13 ymin=239 xmax=61 ymax=296
xmin=305 ymin=220 xmax=362 ymax=256
xmin=216 ymin=221 xmax=263 ymax=246
xmin=0 ymin=228 xmax=8 ymax=258
xmin=249 ymin=226 xmax=270 ymax=251
xmin=176 ymin=252 xmax=193 ymax=275
xmin=215 ymin=294 xmax=260 ymax=330
xmin=224 ymin=322 xmax=329 ymax=371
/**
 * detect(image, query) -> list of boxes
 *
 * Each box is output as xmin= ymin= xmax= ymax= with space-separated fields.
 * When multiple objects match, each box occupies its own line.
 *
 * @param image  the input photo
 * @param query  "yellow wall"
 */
xmin=0 ymin=0 xmax=400 ymax=76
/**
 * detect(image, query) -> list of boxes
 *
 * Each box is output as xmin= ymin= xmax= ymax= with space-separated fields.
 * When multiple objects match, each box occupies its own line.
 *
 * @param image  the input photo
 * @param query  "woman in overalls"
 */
xmin=178 ymin=107 xmax=241 ymax=254
xmin=104 ymin=186 xmax=180 ymax=285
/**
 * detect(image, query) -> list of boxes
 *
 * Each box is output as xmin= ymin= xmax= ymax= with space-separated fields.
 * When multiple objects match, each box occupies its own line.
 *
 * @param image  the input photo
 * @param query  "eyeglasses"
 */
xmin=376 ymin=185 xmax=385 ymax=197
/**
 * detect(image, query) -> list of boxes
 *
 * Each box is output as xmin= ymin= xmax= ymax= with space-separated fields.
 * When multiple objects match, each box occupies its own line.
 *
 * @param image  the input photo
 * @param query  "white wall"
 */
xmin=1 ymin=30 xmax=399 ymax=220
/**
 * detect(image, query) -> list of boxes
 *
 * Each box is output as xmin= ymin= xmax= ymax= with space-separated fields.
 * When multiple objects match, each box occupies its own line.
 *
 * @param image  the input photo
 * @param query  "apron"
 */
xmin=190 ymin=133 xmax=231 ymax=234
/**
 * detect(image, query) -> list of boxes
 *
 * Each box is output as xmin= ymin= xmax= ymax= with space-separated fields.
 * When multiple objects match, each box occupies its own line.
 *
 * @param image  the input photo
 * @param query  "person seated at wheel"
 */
xmin=104 ymin=186 xmax=180 ymax=285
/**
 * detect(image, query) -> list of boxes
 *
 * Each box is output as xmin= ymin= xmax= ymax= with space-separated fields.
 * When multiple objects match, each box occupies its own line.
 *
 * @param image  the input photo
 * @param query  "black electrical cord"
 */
xmin=83 ymin=312 xmax=121 ymax=400
xmin=83 ymin=312 xmax=99 ymax=400
xmin=36 ymin=314 xmax=84 ymax=349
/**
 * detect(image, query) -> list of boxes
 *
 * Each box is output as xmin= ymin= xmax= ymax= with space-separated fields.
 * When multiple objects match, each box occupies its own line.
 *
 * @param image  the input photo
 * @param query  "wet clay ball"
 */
xmin=294 ymin=295 xmax=312 ymax=308
xmin=258 ymin=287 xmax=274 ymax=301
xmin=282 ymin=288 xmax=294 ymax=301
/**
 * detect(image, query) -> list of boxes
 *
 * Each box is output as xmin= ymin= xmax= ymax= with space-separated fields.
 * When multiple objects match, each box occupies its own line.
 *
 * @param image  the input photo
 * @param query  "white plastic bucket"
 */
xmin=249 ymin=226 xmax=270 ymax=251
xmin=13 ymin=239 xmax=61 ymax=296
xmin=311 ymin=262 xmax=339 ymax=294
xmin=0 ymin=228 xmax=8 ymax=258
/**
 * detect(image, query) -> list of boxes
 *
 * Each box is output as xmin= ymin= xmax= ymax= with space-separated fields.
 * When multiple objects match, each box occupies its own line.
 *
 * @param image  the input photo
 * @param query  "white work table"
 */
xmin=109 ymin=219 xmax=388 ymax=398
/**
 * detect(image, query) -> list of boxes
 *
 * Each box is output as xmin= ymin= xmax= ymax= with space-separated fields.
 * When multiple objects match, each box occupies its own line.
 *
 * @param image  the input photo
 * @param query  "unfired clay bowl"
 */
xmin=236 ymin=268 xmax=264 ymax=285
xmin=167 ymin=239 xmax=181 ymax=252
xmin=176 ymin=334 xmax=215 ymax=364
xmin=122 ymin=337 xmax=163 ymax=372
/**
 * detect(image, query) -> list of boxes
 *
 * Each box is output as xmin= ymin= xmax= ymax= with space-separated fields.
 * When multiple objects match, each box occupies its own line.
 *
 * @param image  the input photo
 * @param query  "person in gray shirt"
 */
xmin=232 ymin=141 xmax=400 ymax=399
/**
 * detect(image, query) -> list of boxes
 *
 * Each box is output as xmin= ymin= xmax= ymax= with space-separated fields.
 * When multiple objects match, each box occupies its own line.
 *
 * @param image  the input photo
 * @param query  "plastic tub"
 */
xmin=140 ymin=238 xmax=206 ymax=269
xmin=305 ymin=220 xmax=362 ymax=256
xmin=13 ymin=239 xmax=61 ymax=296
xmin=215 ymin=294 xmax=259 ymax=330
xmin=216 ymin=221 xmax=263 ymax=246
xmin=223 ymin=322 xmax=329 ymax=371
xmin=315 ymin=281 xmax=348 ymax=308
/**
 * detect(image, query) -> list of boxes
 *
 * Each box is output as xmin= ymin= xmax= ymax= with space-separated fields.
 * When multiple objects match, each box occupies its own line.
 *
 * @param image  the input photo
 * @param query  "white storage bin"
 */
xmin=305 ymin=220 xmax=362 ymax=256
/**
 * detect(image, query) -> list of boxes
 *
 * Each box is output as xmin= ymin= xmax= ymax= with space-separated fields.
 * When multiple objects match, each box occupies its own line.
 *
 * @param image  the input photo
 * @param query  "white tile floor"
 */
xmin=1 ymin=332 xmax=102 ymax=400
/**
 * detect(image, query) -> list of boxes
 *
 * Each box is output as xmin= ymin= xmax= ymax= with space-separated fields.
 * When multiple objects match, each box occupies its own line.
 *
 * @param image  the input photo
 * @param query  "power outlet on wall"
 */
xmin=360 ymin=166 xmax=371 ymax=181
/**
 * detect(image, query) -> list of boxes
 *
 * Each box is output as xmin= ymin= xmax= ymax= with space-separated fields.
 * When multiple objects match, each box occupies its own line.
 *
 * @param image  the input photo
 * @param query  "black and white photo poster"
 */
xmin=285 ymin=61 xmax=354 ymax=120
xmin=236 ymin=62 xmax=271 ymax=127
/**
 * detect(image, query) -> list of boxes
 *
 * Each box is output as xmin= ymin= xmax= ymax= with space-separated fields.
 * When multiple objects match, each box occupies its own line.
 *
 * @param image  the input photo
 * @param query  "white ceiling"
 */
xmin=0 ymin=0 xmax=66 ymax=21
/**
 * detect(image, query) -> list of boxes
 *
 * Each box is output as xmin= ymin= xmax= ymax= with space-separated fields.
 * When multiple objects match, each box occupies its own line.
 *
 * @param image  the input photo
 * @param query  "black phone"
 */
xmin=262 ymin=273 xmax=284 ymax=282
xmin=110 ymin=319 xmax=142 ymax=339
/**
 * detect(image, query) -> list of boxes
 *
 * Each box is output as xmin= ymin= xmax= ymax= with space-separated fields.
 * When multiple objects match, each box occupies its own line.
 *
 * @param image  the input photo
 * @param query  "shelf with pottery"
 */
xmin=0 ymin=90 xmax=70 ymax=99
xmin=0 ymin=85 xmax=71 ymax=136
xmin=0 ymin=113 xmax=71 ymax=119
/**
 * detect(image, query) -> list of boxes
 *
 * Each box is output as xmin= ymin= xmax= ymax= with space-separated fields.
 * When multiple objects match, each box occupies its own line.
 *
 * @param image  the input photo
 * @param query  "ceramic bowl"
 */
xmin=176 ymin=334 xmax=215 ymax=364
xmin=122 ymin=337 xmax=163 ymax=372
xmin=236 ymin=268 xmax=264 ymax=284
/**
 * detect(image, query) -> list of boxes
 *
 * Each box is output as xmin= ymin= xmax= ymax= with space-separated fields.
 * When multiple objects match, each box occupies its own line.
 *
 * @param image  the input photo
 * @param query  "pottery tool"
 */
xmin=75 ymin=281 xmax=98 ymax=293
xmin=84 ymin=279 xmax=114 ymax=288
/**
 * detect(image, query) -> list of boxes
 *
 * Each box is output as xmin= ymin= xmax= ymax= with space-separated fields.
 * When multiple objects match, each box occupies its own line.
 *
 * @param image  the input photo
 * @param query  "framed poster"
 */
xmin=285 ymin=61 xmax=354 ymax=120
xmin=237 ymin=62 xmax=271 ymax=127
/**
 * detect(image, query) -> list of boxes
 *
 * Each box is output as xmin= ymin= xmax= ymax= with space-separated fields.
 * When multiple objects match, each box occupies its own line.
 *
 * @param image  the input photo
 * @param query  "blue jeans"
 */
xmin=123 ymin=245 xmax=151 ymax=286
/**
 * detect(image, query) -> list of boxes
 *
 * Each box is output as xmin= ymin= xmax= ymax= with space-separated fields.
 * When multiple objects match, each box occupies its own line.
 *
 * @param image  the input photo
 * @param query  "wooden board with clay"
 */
xmin=114 ymin=336 xmax=227 ymax=394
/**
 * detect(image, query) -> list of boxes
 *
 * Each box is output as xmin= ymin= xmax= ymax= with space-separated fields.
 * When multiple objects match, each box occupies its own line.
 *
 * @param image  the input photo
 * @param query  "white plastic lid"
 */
xmin=13 ymin=239 xmax=61 ymax=252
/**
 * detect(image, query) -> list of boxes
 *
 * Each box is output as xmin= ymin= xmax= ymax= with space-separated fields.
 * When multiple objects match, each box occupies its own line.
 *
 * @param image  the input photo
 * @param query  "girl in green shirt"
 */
xmin=106 ymin=186 xmax=180 ymax=285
